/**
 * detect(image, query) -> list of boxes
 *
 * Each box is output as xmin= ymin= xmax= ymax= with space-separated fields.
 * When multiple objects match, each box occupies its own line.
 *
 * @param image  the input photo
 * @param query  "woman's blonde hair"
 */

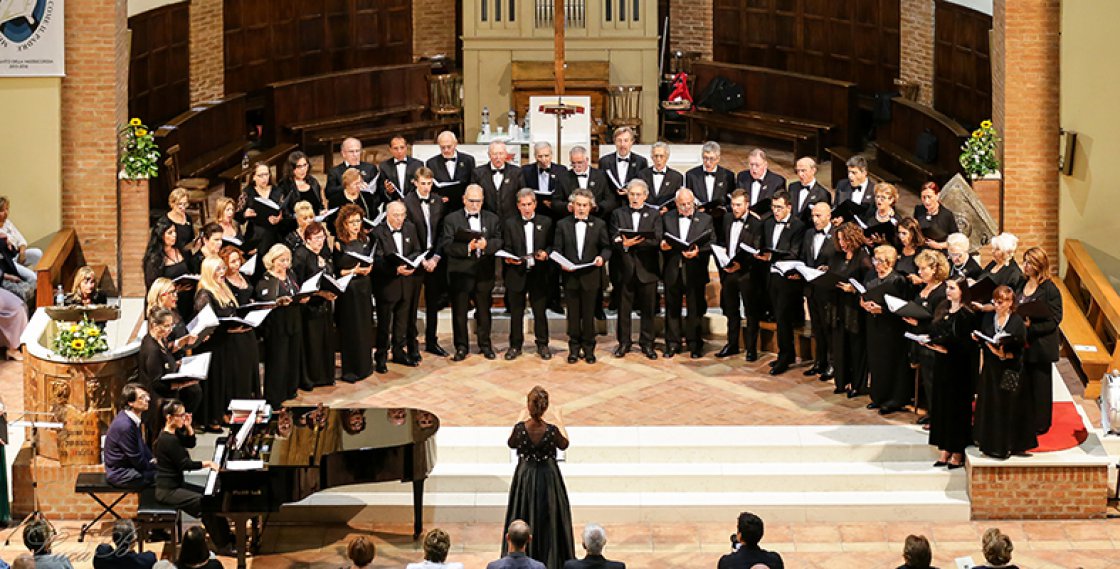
xmin=293 ymin=200 xmax=314 ymax=220
xmin=168 ymin=187 xmax=190 ymax=209
xmin=263 ymin=244 xmax=291 ymax=273
xmin=341 ymin=168 xmax=362 ymax=190
xmin=146 ymin=277 xmax=175 ymax=312
xmin=874 ymin=245 xmax=898 ymax=268
xmin=197 ymin=257 xmax=236 ymax=307
xmin=915 ymin=249 xmax=950 ymax=283
xmin=213 ymin=197 xmax=236 ymax=223
xmin=70 ymin=266 xmax=96 ymax=297
xmin=874 ymin=182 xmax=899 ymax=203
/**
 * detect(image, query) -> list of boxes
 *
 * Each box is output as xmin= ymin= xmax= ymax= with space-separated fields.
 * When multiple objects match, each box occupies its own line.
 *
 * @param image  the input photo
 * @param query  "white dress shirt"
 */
xmin=575 ymin=218 xmax=588 ymax=259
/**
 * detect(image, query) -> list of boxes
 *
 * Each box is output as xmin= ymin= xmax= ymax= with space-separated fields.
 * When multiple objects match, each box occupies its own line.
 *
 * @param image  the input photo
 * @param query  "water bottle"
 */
xmin=481 ymin=106 xmax=491 ymax=137
xmin=54 ymin=284 xmax=65 ymax=306
xmin=507 ymin=109 xmax=518 ymax=138
xmin=241 ymin=153 xmax=250 ymax=170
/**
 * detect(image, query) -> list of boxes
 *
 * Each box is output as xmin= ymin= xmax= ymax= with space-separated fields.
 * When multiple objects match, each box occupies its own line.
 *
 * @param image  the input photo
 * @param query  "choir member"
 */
xmin=328 ymin=167 xmax=381 ymax=222
xmin=557 ymin=145 xmax=613 ymax=219
xmin=211 ymin=197 xmax=244 ymax=244
xmin=378 ymin=136 xmax=423 ymax=202
xmin=735 ymin=148 xmax=787 ymax=209
xmin=279 ymin=150 xmax=324 ymax=214
xmin=553 ymin=189 xmax=610 ymax=363
xmin=861 ymin=183 xmax=901 ymax=248
xmin=64 ymin=266 xmax=107 ymax=306
xmin=716 ymin=190 xmax=758 ymax=359
xmin=0 ymin=196 xmax=43 ymax=281
xmin=291 ymin=222 xmax=337 ymax=387
xmin=860 ymin=246 xmax=911 ymax=411
xmin=599 ymin=126 xmax=648 ymax=195
xmin=237 ymin=162 xmax=286 ymax=262
xmin=403 ymin=167 xmax=449 ymax=357
xmin=502 ymin=189 xmax=554 ymax=360
xmin=139 ymin=307 xmax=202 ymax=418
xmin=907 ymin=250 xmax=950 ymax=425
xmin=473 ymin=140 xmax=523 ymax=220
xmin=609 ymin=180 xmax=661 ymax=359
xmin=684 ymin=141 xmax=734 ymax=220
xmin=661 ymin=188 xmax=715 ymax=359
xmin=194 ymin=257 xmax=260 ymax=430
xmin=520 ymin=141 xmax=567 ymax=313
xmin=439 ymin=185 xmax=503 ymax=361
xmin=145 ymin=278 xmax=197 ymax=356
xmin=922 ymin=276 xmax=978 ymax=468
xmin=255 ymin=244 xmax=307 ymax=403
xmin=832 ymin=155 xmax=876 ymax=217
xmin=160 ymin=188 xmax=195 ymax=251
xmin=912 ymin=181 xmax=958 ymax=250
xmin=788 ymin=157 xmax=831 ymax=224
xmin=219 ymin=246 xmax=254 ymax=305
xmin=189 ymin=223 xmax=224 ymax=274
xmin=830 ymin=222 xmax=873 ymax=395
xmin=973 ymin=286 xmax=1033 ymax=459
xmin=371 ymin=201 xmax=421 ymax=373
xmin=284 ymin=201 xmax=316 ymax=250
xmin=427 ymin=130 xmax=476 ymax=209
xmin=977 ymin=233 xmax=1025 ymax=293
xmin=636 ymin=141 xmax=685 ymax=214
xmin=946 ymin=233 xmax=982 ymax=280
xmin=143 ymin=218 xmax=192 ymax=318
xmin=1018 ymin=246 xmax=1063 ymax=434
xmin=896 ymin=217 xmax=926 ymax=285
xmin=756 ymin=190 xmax=806 ymax=374
xmin=332 ymin=204 xmax=375 ymax=381
xmin=800 ymin=202 xmax=836 ymax=378
xmin=325 ymin=137 xmax=377 ymax=203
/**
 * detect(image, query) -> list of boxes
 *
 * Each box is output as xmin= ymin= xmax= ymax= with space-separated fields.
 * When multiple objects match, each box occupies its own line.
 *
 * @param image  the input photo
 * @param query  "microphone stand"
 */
xmin=4 ymin=412 xmax=58 ymax=545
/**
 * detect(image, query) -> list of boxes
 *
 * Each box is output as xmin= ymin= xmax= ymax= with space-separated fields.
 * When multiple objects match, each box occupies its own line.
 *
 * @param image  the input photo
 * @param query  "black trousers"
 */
xmin=720 ymin=271 xmax=750 ymax=349
xmin=449 ymin=272 xmax=494 ymax=351
xmin=375 ymin=293 xmax=412 ymax=358
xmin=508 ymin=281 xmax=550 ymax=349
xmin=1025 ymin=360 xmax=1053 ymax=433
xmin=743 ymin=269 xmax=769 ymax=355
xmin=617 ymin=278 xmax=657 ymax=348
xmin=768 ymin=276 xmax=802 ymax=365
xmin=806 ymin=291 xmax=833 ymax=370
xmin=409 ymin=263 xmax=448 ymax=352
xmin=833 ymin=319 xmax=867 ymax=392
xmin=155 ymin=483 xmax=234 ymax=548
xmin=917 ymin=348 xmax=937 ymax=415
xmin=565 ymin=285 xmax=599 ymax=354
xmin=665 ymin=279 xmax=707 ymax=350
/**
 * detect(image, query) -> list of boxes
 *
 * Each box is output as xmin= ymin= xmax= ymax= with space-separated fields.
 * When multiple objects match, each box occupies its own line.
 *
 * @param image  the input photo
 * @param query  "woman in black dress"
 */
xmin=912 ymin=181 xmax=958 ymax=250
xmin=503 ymin=386 xmax=575 ymax=569
xmin=860 ymin=245 xmax=912 ymax=414
xmin=973 ymin=285 xmax=1034 ymax=459
xmin=907 ymin=250 xmax=949 ymax=427
xmin=284 ymin=201 xmax=316 ymax=251
xmin=333 ymin=204 xmax=374 ymax=382
xmin=159 ymin=188 xmax=195 ymax=251
xmin=146 ymin=278 xmax=196 ymax=352
xmin=278 ymin=151 xmax=325 ymax=215
xmin=922 ymin=276 xmax=978 ymax=469
xmin=219 ymin=246 xmax=255 ymax=305
xmin=139 ymin=308 xmax=203 ymax=430
xmin=143 ymin=218 xmax=193 ymax=321
xmin=237 ymin=163 xmax=287 ymax=268
xmin=1018 ymin=246 xmax=1063 ymax=434
xmin=946 ymin=233 xmax=982 ymax=281
xmin=830 ymin=222 xmax=873 ymax=398
xmin=977 ymin=232 xmax=1025 ymax=295
xmin=860 ymin=183 xmax=901 ymax=249
xmin=189 ymin=222 xmax=224 ymax=274
xmin=291 ymin=222 xmax=337 ymax=387
xmin=327 ymin=168 xmax=380 ymax=231
xmin=194 ymin=257 xmax=260 ymax=431
xmin=896 ymin=217 xmax=926 ymax=287
xmin=254 ymin=244 xmax=308 ymax=404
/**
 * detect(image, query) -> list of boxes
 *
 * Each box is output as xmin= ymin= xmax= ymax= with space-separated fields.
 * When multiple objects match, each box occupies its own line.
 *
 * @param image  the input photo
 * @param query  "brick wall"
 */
xmin=189 ymin=0 xmax=224 ymax=103
xmin=119 ymin=179 xmax=150 ymax=296
xmin=900 ymin=0 xmax=934 ymax=105
xmin=413 ymin=0 xmax=456 ymax=60
xmin=61 ymin=0 xmax=130 ymax=288
xmin=11 ymin=450 xmax=138 ymax=521
xmin=969 ymin=464 xmax=1109 ymax=519
xmin=992 ymin=0 xmax=1060 ymax=262
xmin=670 ymin=0 xmax=713 ymax=60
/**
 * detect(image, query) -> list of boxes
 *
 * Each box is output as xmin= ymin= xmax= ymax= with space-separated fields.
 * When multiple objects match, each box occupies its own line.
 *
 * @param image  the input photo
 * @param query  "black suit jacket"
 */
xmin=501 ymin=215 xmax=553 ymax=292
xmin=735 ymin=169 xmax=787 ymax=205
xmin=599 ymin=152 xmax=649 ymax=192
xmin=834 ymin=178 xmax=876 ymax=211
xmin=473 ymin=163 xmax=524 ymax=220
xmin=426 ymin=152 xmax=477 ymax=207
xmin=557 ymin=169 xmax=616 ymax=219
xmin=637 ymin=166 xmax=685 ymax=210
xmin=377 ymin=156 xmax=424 ymax=202
xmin=325 ymin=161 xmax=377 ymax=202
xmin=371 ymin=221 xmax=421 ymax=301
xmin=438 ymin=209 xmax=503 ymax=279
xmin=553 ymin=216 xmax=611 ymax=290
xmin=685 ymin=165 xmax=735 ymax=213
xmin=800 ymin=225 xmax=837 ymax=269
xmin=563 ymin=555 xmax=626 ymax=569
xmin=402 ymin=192 xmax=445 ymax=255
xmin=718 ymin=214 xmax=762 ymax=274
xmin=609 ymin=205 xmax=662 ymax=284
xmin=788 ymin=180 xmax=832 ymax=222
xmin=717 ymin=546 xmax=785 ymax=569
xmin=522 ymin=163 xmax=569 ymax=217
xmin=660 ymin=210 xmax=714 ymax=287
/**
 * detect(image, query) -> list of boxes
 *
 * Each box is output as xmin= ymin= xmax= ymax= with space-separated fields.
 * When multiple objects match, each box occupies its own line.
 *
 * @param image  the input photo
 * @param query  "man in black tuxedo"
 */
xmin=403 ymin=167 xmax=449 ymax=357
xmin=609 ymin=180 xmax=662 ymax=360
xmin=660 ymin=188 xmax=714 ymax=358
xmin=716 ymin=512 xmax=785 ymax=569
xmin=832 ymin=154 xmax=876 ymax=221
xmin=553 ymin=189 xmax=610 ymax=363
xmin=636 ymin=141 xmax=684 ymax=214
xmin=501 ymin=189 xmax=554 ymax=361
xmin=598 ymin=126 xmax=648 ymax=195
xmin=563 ymin=524 xmax=626 ymax=569
xmin=521 ymin=141 xmax=568 ymax=218
xmin=800 ymin=201 xmax=837 ymax=380
xmin=325 ymin=137 xmax=378 ymax=202
xmin=473 ymin=140 xmax=523 ymax=220
xmin=557 ymin=145 xmax=615 ymax=220
xmin=426 ymin=130 xmax=476 ymax=210
xmin=684 ymin=141 xmax=734 ymax=221
xmin=437 ymin=184 xmax=503 ymax=361
xmin=715 ymin=190 xmax=763 ymax=359
xmin=788 ymin=157 xmax=831 ymax=224
xmin=371 ymin=201 xmax=421 ymax=374
xmin=755 ymin=190 xmax=806 ymax=375
xmin=377 ymin=136 xmax=423 ymax=203
xmin=735 ymin=148 xmax=787 ymax=209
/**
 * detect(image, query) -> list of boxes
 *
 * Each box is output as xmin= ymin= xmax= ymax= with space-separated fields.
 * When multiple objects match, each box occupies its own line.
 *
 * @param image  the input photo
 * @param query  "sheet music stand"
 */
xmin=45 ymin=305 xmax=121 ymax=322
xmin=4 ymin=415 xmax=65 ymax=545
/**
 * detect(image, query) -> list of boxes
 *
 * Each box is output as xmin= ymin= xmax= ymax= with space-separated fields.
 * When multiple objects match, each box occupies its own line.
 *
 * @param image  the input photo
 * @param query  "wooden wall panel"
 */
xmin=224 ymin=0 xmax=413 ymax=95
xmin=934 ymin=0 xmax=992 ymax=129
xmin=128 ymin=2 xmax=190 ymax=126
xmin=713 ymin=0 xmax=900 ymax=94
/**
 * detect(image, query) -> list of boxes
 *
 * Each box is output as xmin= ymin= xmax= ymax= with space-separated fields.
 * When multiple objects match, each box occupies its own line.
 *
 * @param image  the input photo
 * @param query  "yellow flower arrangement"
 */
xmin=119 ymin=117 xmax=160 ymax=179
xmin=960 ymin=119 xmax=1001 ymax=178
xmin=129 ymin=118 xmax=142 ymax=126
xmin=70 ymin=324 xmax=79 ymax=332
xmin=71 ymin=339 xmax=85 ymax=350
xmin=53 ymin=316 xmax=109 ymax=359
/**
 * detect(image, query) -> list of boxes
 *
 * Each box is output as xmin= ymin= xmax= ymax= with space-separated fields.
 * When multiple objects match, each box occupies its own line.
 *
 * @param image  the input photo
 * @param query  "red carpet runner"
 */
xmin=1031 ymin=401 xmax=1089 ymax=452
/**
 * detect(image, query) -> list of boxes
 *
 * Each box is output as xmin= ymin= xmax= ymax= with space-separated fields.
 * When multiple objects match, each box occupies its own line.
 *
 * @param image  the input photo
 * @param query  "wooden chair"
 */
xmin=165 ymin=144 xmax=217 ymax=223
xmin=428 ymin=73 xmax=464 ymax=138
xmin=607 ymin=85 xmax=643 ymax=140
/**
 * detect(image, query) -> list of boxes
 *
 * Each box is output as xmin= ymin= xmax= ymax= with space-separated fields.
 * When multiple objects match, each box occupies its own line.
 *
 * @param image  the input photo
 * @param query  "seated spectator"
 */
xmin=974 ymin=528 xmax=1018 ymax=569
xmin=716 ymin=512 xmax=784 ymax=569
xmin=65 ymin=265 xmax=108 ymax=306
xmin=176 ymin=526 xmax=222 ymax=569
xmin=12 ymin=554 xmax=35 ymax=569
xmin=0 ymin=286 xmax=28 ymax=361
xmin=564 ymin=523 xmax=624 ymax=569
xmin=347 ymin=536 xmax=376 ymax=569
xmin=93 ymin=520 xmax=157 ymax=569
xmin=23 ymin=519 xmax=74 ymax=569
xmin=487 ymin=520 xmax=545 ymax=569
xmin=0 ymin=196 xmax=42 ymax=282
xmin=406 ymin=528 xmax=463 ymax=569
xmin=896 ymin=534 xmax=936 ymax=569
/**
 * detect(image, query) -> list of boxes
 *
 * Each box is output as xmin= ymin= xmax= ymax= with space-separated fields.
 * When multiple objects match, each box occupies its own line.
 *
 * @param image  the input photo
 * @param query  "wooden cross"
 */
xmin=542 ymin=1 xmax=579 ymax=151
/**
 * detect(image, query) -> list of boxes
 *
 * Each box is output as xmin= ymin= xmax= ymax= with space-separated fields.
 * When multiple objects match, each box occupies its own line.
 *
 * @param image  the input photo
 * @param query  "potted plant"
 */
xmin=118 ymin=118 xmax=160 ymax=179
xmin=52 ymin=317 xmax=110 ymax=360
xmin=961 ymin=120 xmax=1003 ymax=229
xmin=118 ymin=118 xmax=158 ymax=296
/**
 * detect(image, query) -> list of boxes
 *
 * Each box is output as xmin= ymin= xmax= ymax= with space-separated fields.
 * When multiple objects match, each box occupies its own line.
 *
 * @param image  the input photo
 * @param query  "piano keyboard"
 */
xmin=205 ymin=443 xmax=226 ymax=495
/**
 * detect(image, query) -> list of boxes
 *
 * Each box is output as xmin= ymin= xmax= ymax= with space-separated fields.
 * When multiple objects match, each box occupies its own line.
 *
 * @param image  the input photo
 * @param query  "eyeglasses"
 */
xmin=295 ymin=163 xmax=310 ymax=169
xmin=466 ymin=198 xmax=483 ymax=203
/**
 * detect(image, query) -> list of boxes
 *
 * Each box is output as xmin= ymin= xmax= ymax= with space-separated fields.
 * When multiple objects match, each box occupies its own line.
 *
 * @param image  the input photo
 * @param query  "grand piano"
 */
xmin=202 ymin=404 xmax=439 ymax=568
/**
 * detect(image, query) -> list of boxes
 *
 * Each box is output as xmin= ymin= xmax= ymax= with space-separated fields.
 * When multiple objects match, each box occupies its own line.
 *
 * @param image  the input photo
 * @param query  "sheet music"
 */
xmin=710 ymin=244 xmax=733 ymax=268
xmin=884 ymin=294 xmax=907 ymax=313
xmin=795 ymin=265 xmax=825 ymax=281
xmin=313 ymin=207 xmax=339 ymax=223
xmin=240 ymin=255 xmax=257 ymax=276
xmin=904 ymin=332 xmax=931 ymax=344
xmin=162 ymin=353 xmax=211 ymax=381
xmin=549 ymin=251 xmax=595 ymax=271
xmin=186 ymin=304 xmax=219 ymax=337
xmin=773 ymin=260 xmax=805 ymax=275
xmin=739 ymin=242 xmax=760 ymax=255
xmin=299 ymin=271 xmax=324 ymax=295
xmin=232 ymin=403 xmax=261 ymax=450
xmin=849 ymin=278 xmax=867 ymax=294
xmin=253 ymin=196 xmax=281 ymax=211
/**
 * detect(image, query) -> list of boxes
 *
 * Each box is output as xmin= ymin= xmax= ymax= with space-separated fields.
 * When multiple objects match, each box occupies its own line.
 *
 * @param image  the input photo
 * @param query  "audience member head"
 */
xmin=902 ymin=534 xmax=932 ymax=568
xmin=12 ymin=554 xmax=34 ymax=569
xmin=834 ymin=221 xmax=867 ymax=253
xmin=569 ymin=188 xmax=594 ymax=219
xmin=915 ymin=249 xmax=950 ymax=285
xmin=121 ymin=383 xmax=150 ymax=415
xmin=581 ymin=523 xmax=607 ymax=556
xmin=569 ymin=145 xmax=590 ymax=173
xmin=897 ymin=217 xmax=926 ymax=250
xmin=735 ymin=511 xmax=765 ymax=548
xmin=341 ymin=167 xmax=363 ymax=196
xmin=946 ymin=233 xmax=971 ymax=266
xmin=23 ymin=519 xmax=55 ymax=554
xmin=111 ymin=519 xmax=138 ymax=552
xmin=346 ymin=536 xmax=376 ymax=568
xmin=612 ymin=127 xmax=635 ymax=154
xmin=795 ymin=157 xmax=817 ymax=185
xmin=335 ymin=204 xmax=366 ymax=243
xmin=516 ymin=188 xmax=537 ymax=219
xmin=463 ymin=184 xmax=485 ymax=214
xmin=845 ymin=155 xmax=869 ymax=187
xmin=285 ymin=150 xmax=313 ymax=180
xmin=437 ymin=131 xmax=459 ymax=158
xmin=626 ymin=179 xmax=649 ymax=209
xmin=1022 ymin=246 xmax=1051 ymax=282
xmin=981 ymin=528 xmax=1013 ymax=566
xmin=262 ymin=244 xmax=292 ymax=276
xmin=168 ymin=188 xmax=190 ymax=218
xmin=534 ymin=141 xmax=553 ymax=168
xmin=421 ymin=528 xmax=451 ymax=563
xmin=527 ymin=385 xmax=549 ymax=420
xmin=488 ymin=140 xmax=508 ymax=169
xmin=650 ymin=141 xmax=670 ymax=170
xmin=389 ymin=136 xmax=409 ymax=161
xmin=810 ymin=201 xmax=832 ymax=231
xmin=0 ymin=196 xmax=9 ymax=223
xmin=506 ymin=519 xmax=532 ymax=552
xmin=70 ymin=265 xmax=98 ymax=300
xmin=213 ymin=196 xmax=236 ymax=225
xmin=701 ymin=141 xmax=722 ymax=170
xmin=747 ymin=148 xmax=769 ymax=179
xmin=340 ymin=138 xmax=363 ymax=166
xmin=988 ymin=233 xmax=1019 ymax=265
xmin=177 ymin=526 xmax=213 ymax=569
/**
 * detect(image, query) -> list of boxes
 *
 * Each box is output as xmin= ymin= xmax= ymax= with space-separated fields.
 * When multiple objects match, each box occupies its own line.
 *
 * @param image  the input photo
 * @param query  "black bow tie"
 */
xmin=817 ymin=229 xmax=829 ymax=236
xmin=617 ymin=157 xmax=629 ymax=163
xmin=418 ymin=196 xmax=433 ymax=204
xmin=523 ymin=218 xmax=534 ymax=224
xmin=630 ymin=207 xmax=643 ymax=214
xmin=705 ymin=172 xmax=716 ymax=177
xmin=576 ymin=173 xmax=588 ymax=178
xmin=653 ymin=170 xmax=665 ymax=175
xmin=576 ymin=218 xmax=588 ymax=224
xmin=776 ymin=220 xmax=788 ymax=226
xmin=394 ymin=160 xmax=407 ymax=166
xmin=390 ymin=228 xmax=402 ymax=234
xmin=466 ymin=213 xmax=479 ymax=219
xmin=491 ymin=168 xmax=503 ymax=174
xmin=680 ymin=215 xmax=693 ymax=221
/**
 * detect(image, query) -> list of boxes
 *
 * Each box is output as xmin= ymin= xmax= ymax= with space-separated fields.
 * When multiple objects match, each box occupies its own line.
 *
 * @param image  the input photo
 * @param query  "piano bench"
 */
xmin=74 ymin=472 xmax=142 ymax=543
xmin=135 ymin=489 xmax=182 ymax=558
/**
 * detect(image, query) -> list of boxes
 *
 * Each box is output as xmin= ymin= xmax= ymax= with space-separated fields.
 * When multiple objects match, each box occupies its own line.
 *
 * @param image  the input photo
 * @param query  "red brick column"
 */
xmin=670 ymin=0 xmax=713 ymax=60
xmin=413 ymin=0 xmax=455 ymax=60
xmin=991 ymin=0 xmax=1061 ymax=262
xmin=900 ymin=0 xmax=934 ymax=105
xmin=969 ymin=464 xmax=1109 ymax=519
xmin=189 ymin=0 xmax=224 ymax=103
